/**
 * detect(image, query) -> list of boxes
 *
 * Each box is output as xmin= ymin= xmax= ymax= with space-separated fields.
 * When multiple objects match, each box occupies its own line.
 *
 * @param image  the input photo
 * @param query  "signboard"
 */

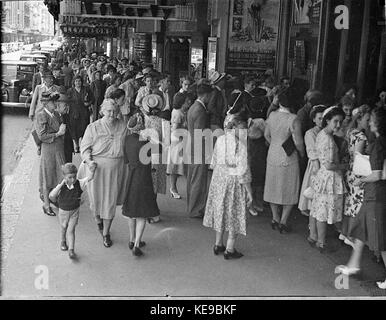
xmin=60 ymin=24 xmax=118 ymax=37
xmin=227 ymin=0 xmax=280 ymax=73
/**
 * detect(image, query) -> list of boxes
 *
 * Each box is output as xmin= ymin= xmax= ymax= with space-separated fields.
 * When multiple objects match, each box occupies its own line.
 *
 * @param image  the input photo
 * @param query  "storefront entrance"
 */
xmin=164 ymin=38 xmax=190 ymax=88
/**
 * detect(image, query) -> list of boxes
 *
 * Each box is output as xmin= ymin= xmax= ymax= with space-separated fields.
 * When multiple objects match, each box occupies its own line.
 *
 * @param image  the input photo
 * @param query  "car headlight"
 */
xmin=21 ymin=89 xmax=29 ymax=96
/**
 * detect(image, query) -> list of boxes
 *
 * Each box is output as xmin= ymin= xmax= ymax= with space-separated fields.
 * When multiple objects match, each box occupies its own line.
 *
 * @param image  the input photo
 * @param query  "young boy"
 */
xmin=49 ymin=163 xmax=95 ymax=259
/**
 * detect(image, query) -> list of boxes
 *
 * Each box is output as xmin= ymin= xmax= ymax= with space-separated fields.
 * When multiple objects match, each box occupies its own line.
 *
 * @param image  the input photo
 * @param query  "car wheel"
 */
xmin=2 ymin=90 xmax=9 ymax=102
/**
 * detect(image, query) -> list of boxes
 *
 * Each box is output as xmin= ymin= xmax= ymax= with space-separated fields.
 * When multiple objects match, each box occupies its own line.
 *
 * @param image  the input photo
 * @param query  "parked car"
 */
xmin=20 ymin=53 xmax=48 ymax=66
xmin=1 ymin=60 xmax=38 ymax=107
xmin=32 ymin=50 xmax=52 ymax=63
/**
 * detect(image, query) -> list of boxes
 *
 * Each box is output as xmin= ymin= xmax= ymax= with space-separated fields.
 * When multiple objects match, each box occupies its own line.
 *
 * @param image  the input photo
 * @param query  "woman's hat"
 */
xmin=208 ymin=71 xmax=227 ymax=85
xmin=135 ymin=72 xmax=144 ymax=80
xmin=41 ymin=91 xmax=60 ymax=102
xmin=142 ymin=94 xmax=164 ymax=114
xmin=127 ymin=113 xmax=145 ymax=134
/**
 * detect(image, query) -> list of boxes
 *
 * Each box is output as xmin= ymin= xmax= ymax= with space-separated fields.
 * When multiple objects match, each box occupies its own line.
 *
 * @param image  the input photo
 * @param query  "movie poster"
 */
xmin=227 ymin=0 xmax=280 ymax=72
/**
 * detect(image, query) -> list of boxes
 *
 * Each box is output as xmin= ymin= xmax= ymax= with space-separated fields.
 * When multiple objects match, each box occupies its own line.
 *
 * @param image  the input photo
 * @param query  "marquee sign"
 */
xmin=60 ymin=24 xmax=118 ymax=37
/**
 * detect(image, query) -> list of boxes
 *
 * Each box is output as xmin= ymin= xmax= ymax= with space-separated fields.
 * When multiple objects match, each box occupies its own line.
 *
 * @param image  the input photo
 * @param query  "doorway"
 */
xmin=165 ymin=38 xmax=190 ymax=89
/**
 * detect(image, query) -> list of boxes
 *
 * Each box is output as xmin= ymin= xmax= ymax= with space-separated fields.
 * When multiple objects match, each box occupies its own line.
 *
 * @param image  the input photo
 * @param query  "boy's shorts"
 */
xmin=58 ymin=208 xmax=80 ymax=228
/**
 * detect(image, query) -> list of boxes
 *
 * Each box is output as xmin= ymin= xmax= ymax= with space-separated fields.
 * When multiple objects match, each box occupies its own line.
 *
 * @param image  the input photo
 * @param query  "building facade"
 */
xmin=2 ymin=1 xmax=55 ymax=44
xmin=46 ymin=0 xmax=384 ymax=104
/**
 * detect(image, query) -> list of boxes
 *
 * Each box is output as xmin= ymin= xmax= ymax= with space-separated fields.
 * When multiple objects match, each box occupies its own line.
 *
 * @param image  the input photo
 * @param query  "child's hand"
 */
xmin=61 ymin=179 xmax=67 ymax=186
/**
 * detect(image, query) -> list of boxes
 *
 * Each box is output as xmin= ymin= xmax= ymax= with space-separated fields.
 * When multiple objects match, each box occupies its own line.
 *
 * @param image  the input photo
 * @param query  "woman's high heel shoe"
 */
xmin=278 ymin=223 xmax=292 ymax=234
xmin=128 ymin=241 xmax=146 ymax=250
xmin=224 ymin=249 xmax=244 ymax=260
xmin=271 ymin=220 xmax=279 ymax=230
xmin=213 ymin=245 xmax=226 ymax=256
xmin=307 ymin=237 xmax=317 ymax=248
xmin=336 ymin=265 xmax=361 ymax=277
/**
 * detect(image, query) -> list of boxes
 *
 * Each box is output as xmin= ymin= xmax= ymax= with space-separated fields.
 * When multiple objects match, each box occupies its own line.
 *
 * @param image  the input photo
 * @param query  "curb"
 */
xmin=1 ymin=135 xmax=38 ymax=265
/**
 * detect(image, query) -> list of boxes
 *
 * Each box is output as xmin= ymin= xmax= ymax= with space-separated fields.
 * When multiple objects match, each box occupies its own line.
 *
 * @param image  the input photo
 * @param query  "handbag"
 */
xmin=353 ymin=152 xmax=371 ymax=177
xmin=282 ymin=135 xmax=296 ymax=157
xmin=31 ymin=130 xmax=42 ymax=147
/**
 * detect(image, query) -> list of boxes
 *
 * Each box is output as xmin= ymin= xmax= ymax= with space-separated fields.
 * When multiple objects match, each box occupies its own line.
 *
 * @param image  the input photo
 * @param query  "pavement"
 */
xmin=1 ymin=136 xmax=386 ymax=298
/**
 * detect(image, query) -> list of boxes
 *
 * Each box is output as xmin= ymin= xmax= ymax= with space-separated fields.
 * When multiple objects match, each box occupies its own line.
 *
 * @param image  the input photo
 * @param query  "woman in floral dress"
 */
xmin=203 ymin=114 xmax=253 ymax=260
xmin=308 ymin=107 xmax=347 ymax=252
xmin=340 ymin=105 xmax=371 ymax=245
xmin=298 ymin=105 xmax=326 ymax=216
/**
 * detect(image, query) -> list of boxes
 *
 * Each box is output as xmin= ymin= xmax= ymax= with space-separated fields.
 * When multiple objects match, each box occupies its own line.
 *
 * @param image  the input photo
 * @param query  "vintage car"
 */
xmin=1 ymin=60 xmax=38 ymax=108
xmin=19 ymin=53 xmax=48 ymax=66
xmin=31 ymin=50 xmax=52 ymax=63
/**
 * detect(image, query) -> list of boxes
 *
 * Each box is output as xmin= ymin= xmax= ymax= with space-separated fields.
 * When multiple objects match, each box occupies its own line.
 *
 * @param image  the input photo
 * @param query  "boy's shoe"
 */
xmin=68 ymin=249 xmax=76 ymax=259
xmin=61 ymin=241 xmax=68 ymax=251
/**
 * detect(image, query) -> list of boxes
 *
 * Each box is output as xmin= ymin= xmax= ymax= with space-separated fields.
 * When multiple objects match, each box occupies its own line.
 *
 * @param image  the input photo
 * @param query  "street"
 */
xmin=1 ymin=108 xmax=32 ymax=192
xmin=1 ymin=135 xmax=385 ymax=297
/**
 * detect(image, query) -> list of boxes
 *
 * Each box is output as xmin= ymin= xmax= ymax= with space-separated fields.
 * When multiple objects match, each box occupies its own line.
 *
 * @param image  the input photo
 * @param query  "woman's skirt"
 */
xmin=166 ymin=141 xmax=185 ymax=176
xmin=39 ymin=138 xmax=66 ymax=193
xmin=248 ymin=137 xmax=267 ymax=188
xmin=350 ymin=199 xmax=386 ymax=256
xmin=298 ymin=159 xmax=314 ymax=211
xmin=81 ymin=156 xmax=125 ymax=220
xmin=122 ymin=164 xmax=160 ymax=219
xmin=263 ymin=161 xmax=300 ymax=205
xmin=309 ymin=193 xmax=344 ymax=224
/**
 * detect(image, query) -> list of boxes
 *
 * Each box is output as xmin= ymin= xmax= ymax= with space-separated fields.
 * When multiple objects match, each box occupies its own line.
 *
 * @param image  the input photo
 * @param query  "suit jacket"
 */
xmin=207 ymin=87 xmax=227 ymax=129
xmin=187 ymin=100 xmax=210 ymax=164
xmin=32 ymin=72 xmax=42 ymax=92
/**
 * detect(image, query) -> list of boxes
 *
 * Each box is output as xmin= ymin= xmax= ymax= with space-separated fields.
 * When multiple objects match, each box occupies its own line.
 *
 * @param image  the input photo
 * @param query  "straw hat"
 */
xmin=142 ymin=94 xmax=163 ymax=114
xmin=208 ymin=71 xmax=227 ymax=85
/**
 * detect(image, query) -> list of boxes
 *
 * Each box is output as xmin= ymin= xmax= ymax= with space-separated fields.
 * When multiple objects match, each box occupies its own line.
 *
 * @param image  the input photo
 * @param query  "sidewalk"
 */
xmin=1 ymin=136 xmax=385 ymax=298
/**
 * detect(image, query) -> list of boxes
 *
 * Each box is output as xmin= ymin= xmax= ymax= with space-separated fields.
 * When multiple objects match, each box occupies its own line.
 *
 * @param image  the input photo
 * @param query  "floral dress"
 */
xmin=203 ymin=133 xmax=252 ymax=236
xmin=310 ymin=130 xmax=345 ymax=224
xmin=343 ymin=129 xmax=368 ymax=217
xmin=298 ymin=126 xmax=321 ymax=212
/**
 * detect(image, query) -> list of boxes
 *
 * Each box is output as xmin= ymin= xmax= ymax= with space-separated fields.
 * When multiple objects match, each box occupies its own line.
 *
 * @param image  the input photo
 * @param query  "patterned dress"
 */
xmin=343 ymin=129 xmax=368 ymax=217
xmin=298 ymin=126 xmax=321 ymax=212
xmin=203 ymin=133 xmax=252 ymax=236
xmin=310 ymin=130 xmax=345 ymax=224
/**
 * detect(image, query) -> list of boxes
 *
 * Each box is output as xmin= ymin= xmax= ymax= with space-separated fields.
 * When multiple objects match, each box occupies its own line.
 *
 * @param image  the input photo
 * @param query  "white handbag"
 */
xmin=353 ymin=152 xmax=371 ymax=177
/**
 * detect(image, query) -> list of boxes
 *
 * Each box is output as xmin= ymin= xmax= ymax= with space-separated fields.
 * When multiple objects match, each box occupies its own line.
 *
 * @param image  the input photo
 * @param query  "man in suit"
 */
xmin=32 ymin=64 xmax=45 ymax=93
xmin=207 ymin=71 xmax=228 ymax=130
xmin=186 ymin=81 xmax=213 ymax=218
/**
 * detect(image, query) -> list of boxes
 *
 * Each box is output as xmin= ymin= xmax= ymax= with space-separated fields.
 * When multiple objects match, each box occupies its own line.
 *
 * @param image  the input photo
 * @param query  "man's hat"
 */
xmin=42 ymin=70 xmax=55 ymax=78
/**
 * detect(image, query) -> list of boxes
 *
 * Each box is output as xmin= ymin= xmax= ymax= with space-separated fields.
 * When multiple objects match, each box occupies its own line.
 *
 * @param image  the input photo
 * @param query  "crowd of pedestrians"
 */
xmin=29 ymin=41 xmax=386 ymax=288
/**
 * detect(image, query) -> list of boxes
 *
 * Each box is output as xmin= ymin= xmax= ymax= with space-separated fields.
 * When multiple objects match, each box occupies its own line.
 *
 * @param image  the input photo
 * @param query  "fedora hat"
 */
xmin=42 ymin=70 xmax=55 ymax=78
xmin=208 ymin=71 xmax=227 ymax=85
xmin=142 ymin=94 xmax=164 ymax=114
